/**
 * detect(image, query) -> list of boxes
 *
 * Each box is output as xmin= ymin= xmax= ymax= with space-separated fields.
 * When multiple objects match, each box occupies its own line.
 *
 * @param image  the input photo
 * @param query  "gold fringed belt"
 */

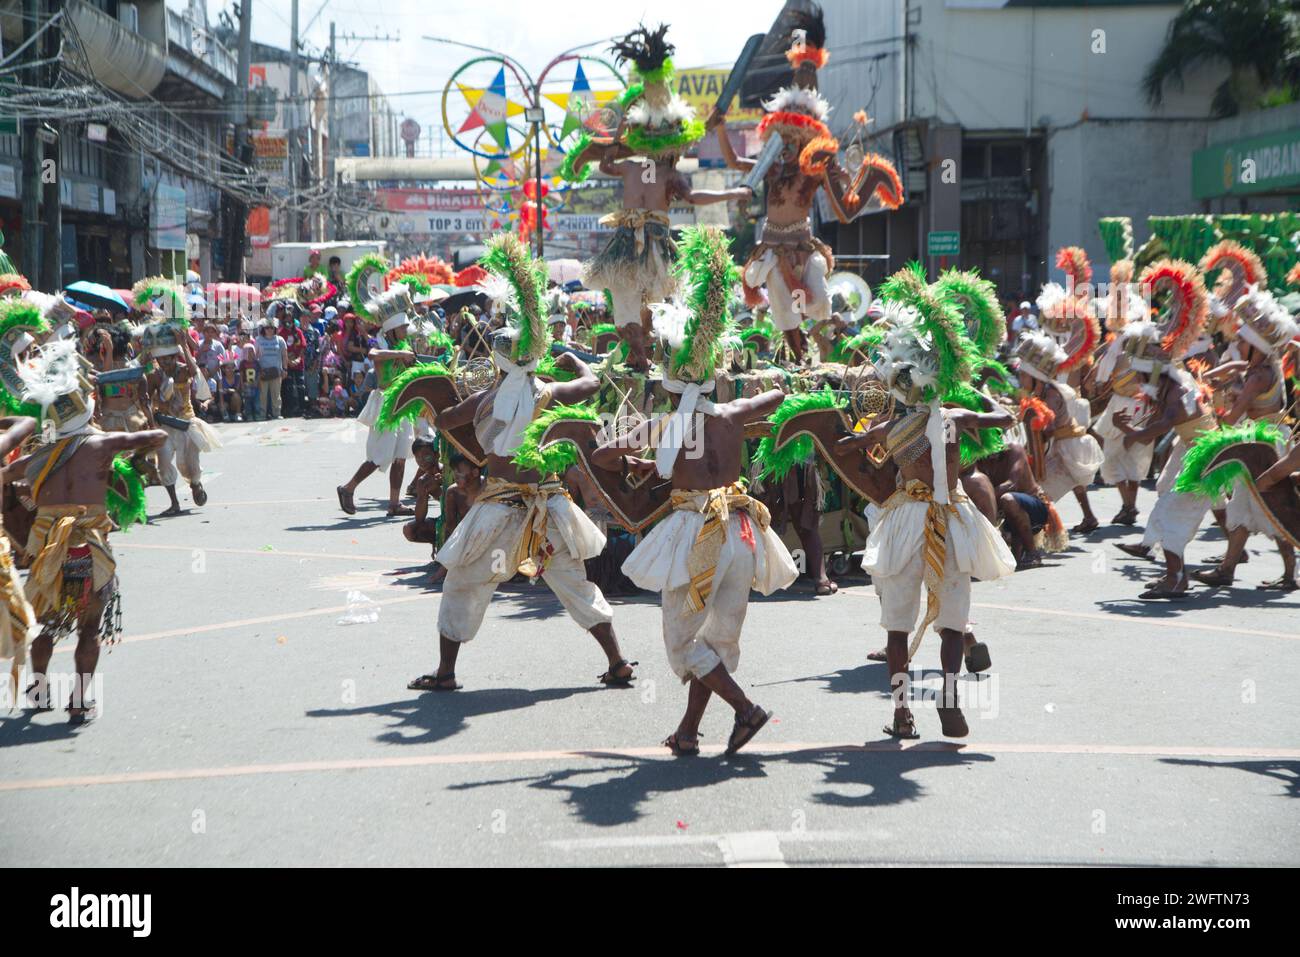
xmin=670 ymin=485 xmax=771 ymax=614
xmin=477 ymin=477 xmax=571 ymax=578
xmin=24 ymin=505 xmax=115 ymax=621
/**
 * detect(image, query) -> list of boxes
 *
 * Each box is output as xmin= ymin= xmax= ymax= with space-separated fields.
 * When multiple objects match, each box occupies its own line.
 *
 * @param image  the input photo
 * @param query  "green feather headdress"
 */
xmin=667 ymin=226 xmax=739 ymax=383
xmin=738 ymin=318 xmax=777 ymax=351
xmin=106 ymin=456 xmax=148 ymax=531
xmin=479 ymin=233 xmax=549 ymax=364
xmin=374 ymin=363 xmax=451 ymax=433
xmin=511 ymin=404 xmax=602 ymax=476
xmin=346 ymin=253 xmax=390 ymax=321
xmin=0 ymin=298 xmax=50 ymax=416
xmin=935 ymin=269 xmax=1004 ymax=359
xmin=392 ymin=273 xmax=431 ymax=297
xmin=755 ymin=388 xmax=844 ymax=482
xmin=879 ymin=262 xmax=979 ymax=402
xmin=131 ymin=277 xmax=190 ymax=327
xmin=1174 ymin=420 xmax=1283 ymax=499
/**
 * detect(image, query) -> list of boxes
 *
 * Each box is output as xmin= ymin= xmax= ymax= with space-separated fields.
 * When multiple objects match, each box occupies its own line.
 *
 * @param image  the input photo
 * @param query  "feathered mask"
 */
xmin=479 ymin=233 xmax=549 ymax=365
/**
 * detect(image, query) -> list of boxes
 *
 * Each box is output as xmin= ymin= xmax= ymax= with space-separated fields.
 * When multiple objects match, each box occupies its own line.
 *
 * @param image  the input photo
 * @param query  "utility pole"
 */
xmin=224 ymin=0 xmax=253 ymax=280
xmin=325 ymin=29 xmax=398 ymax=241
xmin=40 ymin=0 xmax=63 ymax=290
xmin=287 ymin=0 xmax=299 ymax=243
xmin=20 ymin=0 xmax=42 ymax=281
xmin=326 ymin=20 xmax=336 ymax=240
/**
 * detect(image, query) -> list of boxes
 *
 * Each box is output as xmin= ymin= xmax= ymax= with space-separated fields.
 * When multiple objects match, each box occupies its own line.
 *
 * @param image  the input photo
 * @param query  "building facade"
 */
xmin=815 ymin=0 xmax=1231 ymax=297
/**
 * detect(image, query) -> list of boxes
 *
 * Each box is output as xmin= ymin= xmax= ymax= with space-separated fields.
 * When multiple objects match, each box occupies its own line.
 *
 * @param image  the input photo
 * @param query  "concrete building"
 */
xmin=0 ymin=0 xmax=239 ymax=284
xmin=814 ymin=0 xmax=1232 ymax=297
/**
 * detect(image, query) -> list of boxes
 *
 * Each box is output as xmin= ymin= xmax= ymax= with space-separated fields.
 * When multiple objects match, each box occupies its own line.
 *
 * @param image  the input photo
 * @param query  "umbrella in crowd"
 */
xmin=547 ymin=259 xmax=583 ymax=285
xmin=63 ymin=281 xmax=129 ymax=314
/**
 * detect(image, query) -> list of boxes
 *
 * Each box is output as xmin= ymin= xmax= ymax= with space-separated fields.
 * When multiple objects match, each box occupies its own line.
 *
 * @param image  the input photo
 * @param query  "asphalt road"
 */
xmin=2 ymin=416 xmax=1297 ymax=867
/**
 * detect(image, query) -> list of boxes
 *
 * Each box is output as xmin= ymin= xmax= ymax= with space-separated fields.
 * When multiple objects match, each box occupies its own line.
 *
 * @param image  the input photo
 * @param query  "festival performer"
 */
xmin=1111 ymin=261 xmax=1213 ymax=598
xmin=336 ymin=284 xmax=419 ymax=517
xmin=1034 ymin=247 xmax=1105 ymax=533
xmin=1186 ymin=287 xmax=1297 ymax=590
xmin=137 ymin=291 xmax=222 ymax=515
xmin=564 ymin=24 xmax=753 ymax=372
xmin=408 ymin=234 xmax=635 ymax=692
xmin=592 ymin=226 xmax=798 ymax=756
xmin=1093 ymin=258 xmax=1152 ymax=526
xmin=86 ymin=322 xmax=160 ymax=489
xmin=1014 ymin=332 xmax=1105 ymax=533
xmin=840 ymin=292 xmax=1016 ymax=739
xmin=0 ymin=414 xmax=37 ymax=706
xmin=710 ymin=4 xmax=904 ymax=362
xmin=11 ymin=339 xmax=165 ymax=722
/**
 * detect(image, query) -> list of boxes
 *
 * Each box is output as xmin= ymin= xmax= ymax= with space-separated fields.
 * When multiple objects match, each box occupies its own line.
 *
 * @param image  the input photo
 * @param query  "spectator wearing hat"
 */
xmin=1008 ymin=299 xmax=1038 ymax=341
xmin=254 ymin=319 xmax=288 ymax=419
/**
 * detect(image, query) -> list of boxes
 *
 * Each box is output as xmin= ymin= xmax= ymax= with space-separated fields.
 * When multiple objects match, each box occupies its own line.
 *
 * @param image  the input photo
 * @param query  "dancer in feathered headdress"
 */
xmin=710 ymin=2 xmax=904 ymax=362
xmin=573 ymin=24 xmax=752 ymax=373
xmin=408 ymin=233 xmax=636 ymax=693
xmin=135 ymin=278 xmax=222 ymax=517
xmin=838 ymin=269 xmax=1015 ymax=740
xmin=588 ymin=226 xmax=796 ymax=756
xmin=1110 ymin=260 xmax=1217 ymax=598
xmin=4 ymin=337 xmax=166 ymax=722
xmin=1184 ymin=285 xmax=1297 ymax=591
xmin=336 ymin=282 xmax=421 ymax=517
xmin=1013 ymin=323 xmax=1105 ymax=534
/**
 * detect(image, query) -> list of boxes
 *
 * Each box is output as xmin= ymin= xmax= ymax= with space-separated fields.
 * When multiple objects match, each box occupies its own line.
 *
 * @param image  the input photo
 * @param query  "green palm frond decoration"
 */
xmin=511 ymin=404 xmax=601 ymax=476
xmin=755 ymin=388 xmax=843 ymax=482
xmin=105 ymin=456 xmax=148 ymax=531
xmin=670 ymin=226 xmax=739 ymax=383
xmin=374 ymin=363 xmax=451 ymax=433
xmin=1174 ymin=420 xmax=1283 ymax=499
xmin=935 ymin=269 xmax=1004 ymax=358
xmin=1098 ymin=217 xmax=1134 ymax=263
xmin=347 ymin=253 xmax=389 ymax=321
xmin=480 ymin=233 xmax=548 ymax=363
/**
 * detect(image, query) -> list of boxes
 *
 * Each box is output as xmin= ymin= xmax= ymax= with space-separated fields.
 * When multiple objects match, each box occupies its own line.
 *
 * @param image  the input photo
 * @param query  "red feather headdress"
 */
xmin=1139 ymin=259 xmax=1208 ymax=359
xmin=1199 ymin=240 xmax=1265 ymax=306
xmin=387 ymin=254 xmax=453 ymax=288
xmin=1055 ymin=246 xmax=1093 ymax=292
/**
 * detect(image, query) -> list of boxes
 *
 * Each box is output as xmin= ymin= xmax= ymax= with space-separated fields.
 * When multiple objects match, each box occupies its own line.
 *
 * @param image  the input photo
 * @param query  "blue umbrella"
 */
xmin=64 ymin=281 xmax=129 ymax=313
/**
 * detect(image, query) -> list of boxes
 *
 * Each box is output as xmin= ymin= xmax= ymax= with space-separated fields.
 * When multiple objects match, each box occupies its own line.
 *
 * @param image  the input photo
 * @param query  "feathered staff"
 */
xmin=668 ymin=226 xmax=740 ymax=383
xmin=479 ymin=233 xmax=549 ymax=364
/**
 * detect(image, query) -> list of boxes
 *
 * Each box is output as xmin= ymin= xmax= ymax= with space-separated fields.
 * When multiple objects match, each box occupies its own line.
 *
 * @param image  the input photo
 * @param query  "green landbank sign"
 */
xmin=927 ymin=230 xmax=960 ymax=257
xmin=1192 ymin=127 xmax=1300 ymax=199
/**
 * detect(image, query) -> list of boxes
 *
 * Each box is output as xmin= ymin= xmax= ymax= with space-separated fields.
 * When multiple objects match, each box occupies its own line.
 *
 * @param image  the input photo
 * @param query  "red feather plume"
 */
xmin=454 ymin=265 xmax=488 ymax=288
xmin=1138 ymin=259 xmax=1208 ymax=359
xmin=1055 ymin=246 xmax=1093 ymax=290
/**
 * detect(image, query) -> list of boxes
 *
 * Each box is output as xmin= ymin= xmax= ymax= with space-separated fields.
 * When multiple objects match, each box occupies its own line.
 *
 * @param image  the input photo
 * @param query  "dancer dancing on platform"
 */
xmin=710 ymin=4 xmax=904 ymax=362
xmin=564 ymin=24 xmax=752 ymax=373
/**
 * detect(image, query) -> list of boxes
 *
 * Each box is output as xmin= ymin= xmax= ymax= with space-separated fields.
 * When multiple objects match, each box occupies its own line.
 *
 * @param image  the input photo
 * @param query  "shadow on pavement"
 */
xmin=448 ymin=741 xmax=995 ymax=827
xmin=305 ymin=685 xmax=604 ymax=746
xmin=1159 ymin=757 xmax=1300 ymax=799
xmin=0 ymin=709 xmax=84 ymax=746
